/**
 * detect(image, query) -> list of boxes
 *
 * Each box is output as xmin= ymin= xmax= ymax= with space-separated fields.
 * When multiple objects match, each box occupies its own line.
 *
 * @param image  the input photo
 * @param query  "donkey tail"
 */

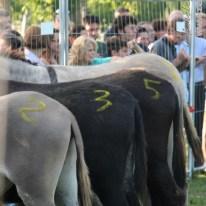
xmin=183 ymin=104 xmax=204 ymax=165
xmin=172 ymin=99 xmax=186 ymax=189
xmin=133 ymin=103 xmax=148 ymax=206
xmin=70 ymin=113 xmax=92 ymax=206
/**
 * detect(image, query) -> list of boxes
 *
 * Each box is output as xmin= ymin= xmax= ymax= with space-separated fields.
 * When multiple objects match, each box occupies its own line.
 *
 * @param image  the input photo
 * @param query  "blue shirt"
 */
xmin=91 ymin=57 xmax=112 ymax=65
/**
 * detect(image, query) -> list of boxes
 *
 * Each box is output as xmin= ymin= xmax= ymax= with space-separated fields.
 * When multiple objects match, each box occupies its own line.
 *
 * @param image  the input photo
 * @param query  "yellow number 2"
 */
xmin=19 ymin=96 xmax=47 ymax=124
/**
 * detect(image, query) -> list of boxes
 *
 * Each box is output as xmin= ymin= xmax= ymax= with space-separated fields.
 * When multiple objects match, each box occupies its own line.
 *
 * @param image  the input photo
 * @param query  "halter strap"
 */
xmin=46 ymin=66 xmax=58 ymax=84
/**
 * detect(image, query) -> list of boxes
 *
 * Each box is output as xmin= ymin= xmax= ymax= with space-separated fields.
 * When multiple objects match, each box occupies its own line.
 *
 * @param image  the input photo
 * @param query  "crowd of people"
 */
xmin=1 ymin=6 xmax=206 ymax=150
xmin=0 ymin=7 xmax=168 ymax=66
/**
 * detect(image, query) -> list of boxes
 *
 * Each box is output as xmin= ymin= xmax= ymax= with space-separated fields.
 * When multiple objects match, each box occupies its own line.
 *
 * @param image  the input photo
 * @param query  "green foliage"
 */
xmin=10 ymin=0 xmax=190 ymax=30
xmin=69 ymin=0 xmax=82 ymax=24
xmin=11 ymin=0 xmax=55 ymax=26
xmin=86 ymin=0 xmax=190 ymax=26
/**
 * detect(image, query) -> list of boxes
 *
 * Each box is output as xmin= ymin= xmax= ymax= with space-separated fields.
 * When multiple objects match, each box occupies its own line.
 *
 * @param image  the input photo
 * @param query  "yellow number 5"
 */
xmin=144 ymin=78 xmax=161 ymax=100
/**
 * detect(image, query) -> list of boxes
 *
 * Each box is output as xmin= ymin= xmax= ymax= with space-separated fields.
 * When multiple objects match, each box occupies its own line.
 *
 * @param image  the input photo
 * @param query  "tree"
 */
xmin=10 ymin=0 xmax=190 ymax=31
xmin=85 ymin=0 xmax=189 ymax=29
xmin=0 ymin=0 xmax=10 ymax=11
xmin=11 ymin=0 xmax=54 ymax=28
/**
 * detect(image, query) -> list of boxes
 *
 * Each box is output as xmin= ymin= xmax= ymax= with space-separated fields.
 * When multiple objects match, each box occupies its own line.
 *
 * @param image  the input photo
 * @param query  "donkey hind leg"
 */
xmin=16 ymin=187 xmax=55 ymax=206
xmin=0 ymin=174 xmax=13 ymax=199
xmin=124 ymin=144 xmax=139 ymax=206
xmin=12 ymin=169 xmax=59 ymax=206
xmin=13 ymin=159 xmax=65 ymax=206
xmin=55 ymin=138 xmax=79 ymax=206
xmin=149 ymin=159 xmax=185 ymax=206
xmin=10 ymin=140 xmax=70 ymax=206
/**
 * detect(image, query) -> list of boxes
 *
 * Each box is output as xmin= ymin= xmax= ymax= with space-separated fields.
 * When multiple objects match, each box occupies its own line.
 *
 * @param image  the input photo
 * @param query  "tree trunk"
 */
xmin=69 ymin=0 xmax=86 ymax=25
xmin=0 ymin=0 xmax=10 ymax=12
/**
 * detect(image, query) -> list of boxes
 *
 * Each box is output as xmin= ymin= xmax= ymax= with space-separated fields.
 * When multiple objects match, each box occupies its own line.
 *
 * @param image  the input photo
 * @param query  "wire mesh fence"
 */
xmin=0 ymin=0 xmax=206 ymax=205
xmin=8 ymin=0 xmax=206 ymax=169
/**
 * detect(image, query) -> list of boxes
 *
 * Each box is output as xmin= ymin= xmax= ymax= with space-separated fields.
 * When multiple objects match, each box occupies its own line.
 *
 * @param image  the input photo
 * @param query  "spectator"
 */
xmin=69 ymin=35 xmax=112 ymax=65
xmin=0 ymin=8 xmax=11 ymax=32
xmin=114 ymin=7 xmax=130 ymax=18
xmin=113 ymin=15 xmax=138 ymax=42
xmin=151 ymin=10 xmax=206 ymax=156
xmin=53 ymin=9 xmax=61 ymax=30
xmin=136 ymin=27 xmax=150 ymax=52
xmin=196 ymin=13 xmax=206 ymax=38
xmin=106 ymin=37 xmax=129 ymax=57
xmin=150 ymin=9 xmax=190 ymax=108
xmin=150 ymin=10 xmax=189 ymax=71
xmin=0 ymin=29 xmax=24 ymax=59
xmin=53 ymin=9 xmax=73 ymax=34
xmin=24 ymin=25 xmax=46 ymax=65
xmin=176 ymin=14 xmax=206 ymax=139
xmin=40 ymin=29 xmax=60 ymax=65
xmin=152 ymin=19 xmax=167 ymax=40
xmin=83 ymin=15 xmax=108 ymax=57
xmin=138 ymin=21 xmax=155 ymax=44
xmin=127 ymin=42 xmax=144 ymax=54
xmin=69 ymin=25 xmax=86 ymax=48
xmin=109 ymin=15 xmax=145 ymax=54
xmin=104 ymin=7 xmax=130 ymax=40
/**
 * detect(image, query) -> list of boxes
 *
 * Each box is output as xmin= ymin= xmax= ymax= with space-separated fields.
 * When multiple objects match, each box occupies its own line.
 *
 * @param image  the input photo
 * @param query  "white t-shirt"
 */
xmin=175 ymin=37 xmax=206 ymax=102
xmin=24 ymin=47 xmax=45 ymax=66
xmin=175 ymin=37 xmax=206 ymax=83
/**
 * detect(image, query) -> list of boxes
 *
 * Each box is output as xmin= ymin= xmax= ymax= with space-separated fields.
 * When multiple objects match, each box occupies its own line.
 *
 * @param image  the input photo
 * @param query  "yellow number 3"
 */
xmin=94 ymin=90 xmax=112 ymax=112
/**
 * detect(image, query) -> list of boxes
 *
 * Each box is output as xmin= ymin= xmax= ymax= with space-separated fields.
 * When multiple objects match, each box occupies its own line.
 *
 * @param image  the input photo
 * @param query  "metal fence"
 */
xmin=2 ymin=0 xmax=206 ymax=175
xmin=0 ymin=0 xmax=206 ymax=204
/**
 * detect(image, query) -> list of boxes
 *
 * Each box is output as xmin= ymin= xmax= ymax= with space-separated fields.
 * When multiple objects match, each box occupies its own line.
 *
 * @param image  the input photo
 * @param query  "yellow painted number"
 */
xmin=144 ymin=78 xmax=161 ymax=100
xmin=19 ymin=96 xmax=47 ymax=124
xmin=94 ymin=90 xmax=112 ymax=112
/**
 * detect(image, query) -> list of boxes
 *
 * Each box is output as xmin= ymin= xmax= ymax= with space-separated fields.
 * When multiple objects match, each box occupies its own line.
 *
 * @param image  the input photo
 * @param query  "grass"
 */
xmin=188 ymin=171 xmax=206 ymax=206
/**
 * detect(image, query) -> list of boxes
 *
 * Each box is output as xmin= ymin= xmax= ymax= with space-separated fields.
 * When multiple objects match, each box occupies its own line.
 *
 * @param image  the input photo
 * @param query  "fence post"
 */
xmin=188 ymin=0 xmax=196 ymax=178
xmin=59 ymin=0 xmax=69 ymax=65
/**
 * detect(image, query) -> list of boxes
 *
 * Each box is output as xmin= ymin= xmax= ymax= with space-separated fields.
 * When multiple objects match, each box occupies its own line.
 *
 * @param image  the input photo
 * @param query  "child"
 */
xmin=107 ymin=37 xmax=129 ymax=57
